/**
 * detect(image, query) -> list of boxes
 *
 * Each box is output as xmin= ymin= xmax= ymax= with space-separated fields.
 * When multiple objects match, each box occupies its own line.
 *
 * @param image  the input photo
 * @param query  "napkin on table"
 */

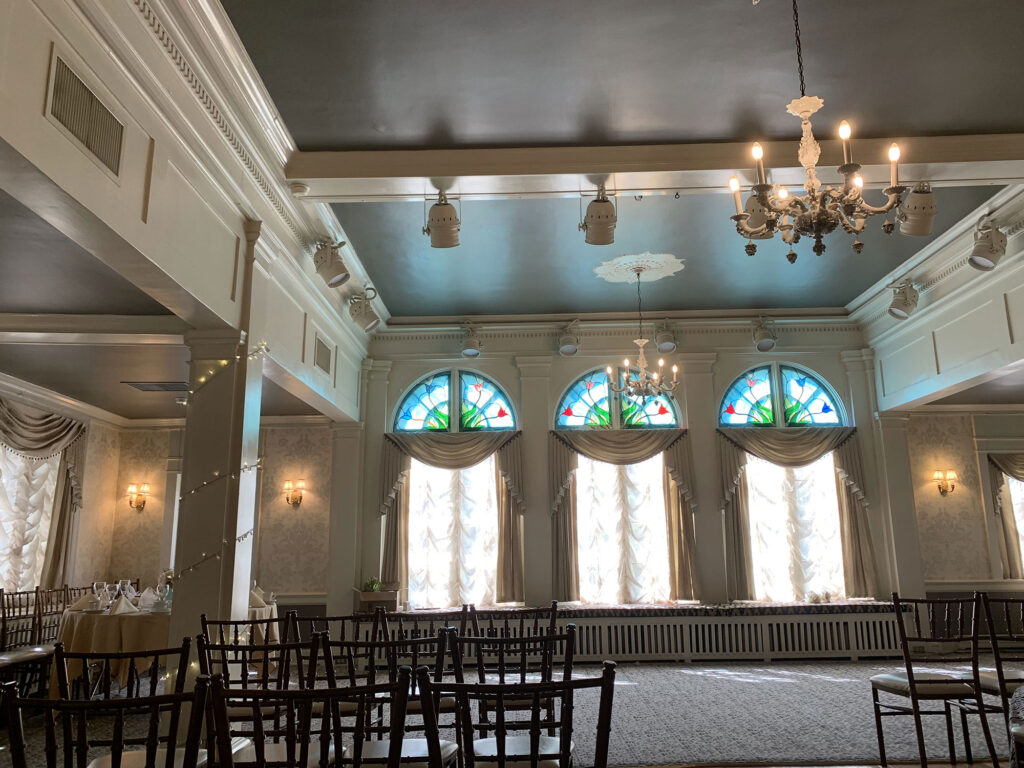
xmin=136 ymin=587 xmax=157 ymax=609
xmin=69 ymin=593 xmax=95 ymax=611
xmin=109 ymin=596 xmax=140 ymax=615
xmin=251 ymin=584 xmax=265 ymax=601
xmin=249 ymin=590 xmax=266 ymax=609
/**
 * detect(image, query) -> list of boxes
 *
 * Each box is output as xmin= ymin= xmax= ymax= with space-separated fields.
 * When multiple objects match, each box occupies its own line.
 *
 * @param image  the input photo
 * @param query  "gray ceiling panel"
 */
xmin=333 ymin=185 xmax=1000 ymax=317
xmin=223 ymin=0 xmax=1024 ymax=151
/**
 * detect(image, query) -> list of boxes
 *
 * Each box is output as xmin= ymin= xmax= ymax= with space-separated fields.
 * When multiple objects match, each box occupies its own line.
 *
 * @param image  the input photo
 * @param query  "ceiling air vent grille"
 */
xmin=50 ymin=57 xmax=124 ymax=176
xmin=121 ymin=381 xmax=190 ymax=392
xmin=314 ymin=335 xmax=332 ymax=375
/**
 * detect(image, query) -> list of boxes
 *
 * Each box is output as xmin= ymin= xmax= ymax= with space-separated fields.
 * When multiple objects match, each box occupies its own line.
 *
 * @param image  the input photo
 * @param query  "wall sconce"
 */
xmin=933 ymin=470 xmax=957 ymax=496
xmin=126 ymin=483 xmax=150 ymax=511
xmin=283 ymin=480 xmax=305 ymax=508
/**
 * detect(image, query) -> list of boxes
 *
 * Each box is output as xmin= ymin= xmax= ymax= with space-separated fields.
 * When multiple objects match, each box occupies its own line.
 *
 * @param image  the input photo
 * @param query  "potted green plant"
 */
xmin=353 ymin=576 xmax=401 ymax=613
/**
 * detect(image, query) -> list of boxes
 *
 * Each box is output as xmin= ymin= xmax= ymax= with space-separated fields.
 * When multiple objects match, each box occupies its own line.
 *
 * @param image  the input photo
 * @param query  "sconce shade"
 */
xmin=126 ymin=483 xmax=150 ymax=511
xmin=284 ymin=479 xmax=305 ymax=507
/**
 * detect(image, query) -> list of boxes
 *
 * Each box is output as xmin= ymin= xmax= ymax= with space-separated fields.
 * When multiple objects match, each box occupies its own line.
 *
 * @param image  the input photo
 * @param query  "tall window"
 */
xmin=395 ymin=370 xmax=516 ymax=608
xmin=555 ymin=369 xmax=679 ymax=604
xmin=0 ymin=445 xmax=61 ymax=592
xmin=1006 ymin=475 xmax=1024 ymax=560
xmin=720 ymin=364 xmax=847 ymax=601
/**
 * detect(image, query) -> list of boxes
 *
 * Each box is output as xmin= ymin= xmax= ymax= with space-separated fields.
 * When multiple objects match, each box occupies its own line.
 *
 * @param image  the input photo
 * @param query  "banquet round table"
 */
xmin=49 ymin=609 xmax=172 ymax=695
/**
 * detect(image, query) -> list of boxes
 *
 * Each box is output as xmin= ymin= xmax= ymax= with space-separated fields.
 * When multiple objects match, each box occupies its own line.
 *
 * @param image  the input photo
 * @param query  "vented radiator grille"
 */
xmin=50 ymin=57 xmax=124 ymax=175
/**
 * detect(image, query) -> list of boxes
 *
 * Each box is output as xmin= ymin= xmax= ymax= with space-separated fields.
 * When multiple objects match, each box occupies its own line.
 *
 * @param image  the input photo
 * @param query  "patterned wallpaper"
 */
xmin=906 ymin=413 xmax=990 ymax=580
xmin=72 ymin=421 xmax=121 ymax=584
xmin=256 ymin=425 xmax=332 ymax=595
xmin=109 ymin=429 xmax=172 ymax=586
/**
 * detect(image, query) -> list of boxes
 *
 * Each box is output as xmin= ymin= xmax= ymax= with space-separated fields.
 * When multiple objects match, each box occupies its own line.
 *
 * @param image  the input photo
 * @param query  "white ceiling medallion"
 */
xmin=594 ymin=252 xmax=684 ymax=284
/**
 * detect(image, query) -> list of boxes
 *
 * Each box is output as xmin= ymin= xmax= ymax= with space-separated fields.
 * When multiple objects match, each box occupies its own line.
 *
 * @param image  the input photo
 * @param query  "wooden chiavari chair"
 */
xmin=871 ymin=593 xmax=999 ymax=768
xmin=378 ymin=606 xmax=471 ymax=641
xmin=55 ymin=638 xmax=192 ymax=701
xmin=420 ymin=660 xmax=616 ymax=768
xmin=467 ymin=602 xmax=558 ymax=639
xmin=210 ymin=666 xmax=453 ymax=768
xmin=201 ymin=611 xmax=295 ymax=647
xmin=66 ymin=584 xmax=94 ymax=602
xmin=980 ymin=593 xmax=1024 ymax=739
xmin=0 ymin=588 xmax=51 ymax=694
xmin=451 ymin=625 xmax=576 ymax=738
xmin=2 ymin=676 xmax=209 ymax=768
xmin=38 ymin=586 xmax=68 ymax=644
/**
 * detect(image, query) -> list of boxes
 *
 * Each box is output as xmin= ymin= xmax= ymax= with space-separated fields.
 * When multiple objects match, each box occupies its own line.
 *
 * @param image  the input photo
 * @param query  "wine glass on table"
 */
xmin=91 ymin=581 xmax=106 ymax=610
xmin=104 ymin=583 xmax=119 ymax=610
xmin=118 ymin=579 xmax=133 ymax=599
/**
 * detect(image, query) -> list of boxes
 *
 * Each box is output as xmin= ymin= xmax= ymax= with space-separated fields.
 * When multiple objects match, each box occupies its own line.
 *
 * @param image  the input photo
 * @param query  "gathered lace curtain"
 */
xmin=576 ymin=454 xmax=672 ymax=604
xmin=0 ymin=396 xmax=86 ymax=592
xmin=990 ymin=455 xmax=1024 ymax=579
xmin=380 ymin=431 xmax=524 ymax=604
xmin=719 ymin=427 xmax=877 ymax=600
xmin=550 ymin=429 xmax=697 ymax=603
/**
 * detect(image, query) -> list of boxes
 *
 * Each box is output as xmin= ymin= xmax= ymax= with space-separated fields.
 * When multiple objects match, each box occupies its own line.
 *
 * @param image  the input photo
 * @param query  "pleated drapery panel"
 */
xmin=0 ymin=445 xmax=62 ymax=592
xmin=40 ymin=436 xmax=87 ymax=589
xmin=548 ymin=428 xmax=697 ymax=602
xmin=718 ymin=426 xmax=878 ymax=599
xmin=990 ymin=456 xmax=1024 ymax=580
xmin=0 ymin=396 xmax=85 ymax=458
xmin=379 ymin=431 xmax=524 ymax=601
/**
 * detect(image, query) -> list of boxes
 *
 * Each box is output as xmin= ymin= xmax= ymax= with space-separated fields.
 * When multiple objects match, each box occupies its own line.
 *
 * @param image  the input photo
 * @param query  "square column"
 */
xmin=677 ymin=353 xmax=728 ymax=603
xmin=875 ymin=413 xmax=926 ymax=597
xmin=515 ymin=355 xmax=554 ymax=604
xmin=327 ymin=422 xmax=364 ymax=614
xmin=358 ymin=360 xmax=392 ymax=583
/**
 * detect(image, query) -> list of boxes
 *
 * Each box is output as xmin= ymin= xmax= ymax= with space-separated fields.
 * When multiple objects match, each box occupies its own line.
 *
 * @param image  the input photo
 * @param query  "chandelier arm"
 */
xmin=731 ymin=216 xmax=772 ymax=238
xmin=853 ymin=192 xmax=903 ymax=216
xmin=837 ymin=213 xmax=866 ymax=235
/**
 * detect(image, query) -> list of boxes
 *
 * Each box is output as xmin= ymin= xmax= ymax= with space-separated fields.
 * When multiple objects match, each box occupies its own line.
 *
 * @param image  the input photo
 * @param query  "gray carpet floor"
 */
xmin=0 ymin=660 xmax=1014 ymax=767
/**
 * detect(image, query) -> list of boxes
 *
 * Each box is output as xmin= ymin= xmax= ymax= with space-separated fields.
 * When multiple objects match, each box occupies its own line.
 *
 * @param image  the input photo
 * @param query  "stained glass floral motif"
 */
xmin=780 ymin=366 xmax=841 ymax=425
xmin=555 ymin=374 xmax=613 ymax=429
xmin=620 ymin=370 xmax=678 ymax=428
xmin=719 ymin=366 xmax=774 ymax=426
xmin=394 ymin=373 xmax=451 ymax=432
xmin=460 ymin=373 xmax=516 ymax=431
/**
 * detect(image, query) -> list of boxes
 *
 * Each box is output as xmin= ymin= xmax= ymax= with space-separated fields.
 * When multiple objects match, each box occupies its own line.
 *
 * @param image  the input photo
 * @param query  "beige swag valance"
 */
xmin=548 ymin=428 xmax=698 ymax=602
xmin=0 ymin=396 xmax=85 ymax=458
xmin=718 ymin=427 xmax=877 ymax=600
xmin=988 ymin=454 xmax=1024 ymax=580
xmin=379 ymin=431 xmax=524 ymax=603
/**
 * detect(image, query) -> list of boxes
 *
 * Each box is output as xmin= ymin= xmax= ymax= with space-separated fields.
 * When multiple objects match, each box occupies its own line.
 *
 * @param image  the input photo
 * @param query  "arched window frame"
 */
xmin=554 ymin=366 xmax=681 ymax=430
xmin=393 ymin=368 xmax=517 ymax=433
xmin=718 ymin=362 xmax=846 ymax=428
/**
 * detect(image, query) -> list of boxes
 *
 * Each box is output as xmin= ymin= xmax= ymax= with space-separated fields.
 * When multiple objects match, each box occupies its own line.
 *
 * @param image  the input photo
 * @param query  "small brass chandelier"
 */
xmin=728 ymin=0 xmax=909 ymax=260
xmin=607 ymin=267 xmax=678 ymax=400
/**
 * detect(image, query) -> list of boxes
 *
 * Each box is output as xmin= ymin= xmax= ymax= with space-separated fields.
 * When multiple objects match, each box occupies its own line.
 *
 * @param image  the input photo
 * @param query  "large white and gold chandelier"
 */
xmin=728 ymin=0 xmax=911 ymax=261
xmin=607 ymin=267 xmax=678 ymax=400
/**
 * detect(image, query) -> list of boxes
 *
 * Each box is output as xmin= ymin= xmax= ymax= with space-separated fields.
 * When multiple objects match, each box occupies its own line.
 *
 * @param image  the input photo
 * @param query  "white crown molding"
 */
xmin=0 ymin=370 xmax=131 ymax=428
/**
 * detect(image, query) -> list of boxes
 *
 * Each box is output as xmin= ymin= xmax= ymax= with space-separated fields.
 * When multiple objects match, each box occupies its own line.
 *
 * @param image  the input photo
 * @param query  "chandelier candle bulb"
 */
xmin=777 ymin=187 xmax=789 ymax=200
xmin=751 ymin=143 xmax=766 ymax=185
xmin=853 ymin=174 xmax=864 ymax=189
xmin=888 ymin=143 xmax=901 ymax=187
xmin=838 ymin=121 xmax=852 ymax=164
xmin=728 ymin=176 xmax=743 ymax=215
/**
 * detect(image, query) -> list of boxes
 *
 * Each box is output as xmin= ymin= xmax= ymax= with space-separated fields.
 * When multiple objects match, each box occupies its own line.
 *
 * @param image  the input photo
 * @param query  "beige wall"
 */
xmin=109 ymin=429 xmax=172 ymax=586
xmin=72 ymin=421 xmax=121 ymax=585
xmin=256 ymin=425 xmax=332 ymax=596
xmin=907 ymin=413 xmax=990 ymax=580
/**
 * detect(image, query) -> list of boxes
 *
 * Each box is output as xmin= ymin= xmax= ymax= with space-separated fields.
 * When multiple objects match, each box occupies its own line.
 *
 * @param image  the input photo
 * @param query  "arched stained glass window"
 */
xmin=555 ymin=368 xmax=679 ymax=429
xmin=718 ymin=364 xmax=844 ymax=428
xmin=394 ymin=370 xmax=516 ymax=432
xmin=395 ymin=372 xmax=450 ymax=432
xmin=719 ymin=366 xmax=774 ymax=426
xmin=460 ymin=372 xmax=516 ymax=431
xmin=780 ymin=366 xmax=841 ymax=425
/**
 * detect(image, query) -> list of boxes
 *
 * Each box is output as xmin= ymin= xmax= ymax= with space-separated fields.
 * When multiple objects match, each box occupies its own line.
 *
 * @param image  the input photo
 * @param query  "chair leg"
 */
xmin=948 ymin=701 xmax=958 ymax=765
xmin=976 ymin=695 xmax=1000 ymax=768
xmin=964 ymin=705 xmax=975 ymax=764
xmin=872 ymin=688 xmax=888 ymax=768
xmin=911 ymin=697 xmax=929 ymax=768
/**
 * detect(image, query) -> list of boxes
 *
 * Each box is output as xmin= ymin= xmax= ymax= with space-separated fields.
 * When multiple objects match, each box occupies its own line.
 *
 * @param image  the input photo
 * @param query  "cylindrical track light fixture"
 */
xmin=579 ymin=185 xmax=617 ymax=245
xmin=348 ymin=286 xmax=381 ymax=333
xmin=898 ymin=183 xmax=938 ymax=237
xmin=423 ymin=191 xmax=460 ymax=248
xmin=313 ymin=241 xmax=351 ymax=287
xmin=968 ymin=217 xmax=1007 ymax=272
xmin=887 ymin=280 xmax=919 ymax=320
xmin=752 ymin=316 xmax=777 ymax=353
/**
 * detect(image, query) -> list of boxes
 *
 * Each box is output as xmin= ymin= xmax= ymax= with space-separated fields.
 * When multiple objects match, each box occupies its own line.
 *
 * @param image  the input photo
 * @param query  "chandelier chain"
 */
xmin=636 ymin=271 xmax=643 ymax=339
xmin=792 ymin=0 xmax=805 ymax=97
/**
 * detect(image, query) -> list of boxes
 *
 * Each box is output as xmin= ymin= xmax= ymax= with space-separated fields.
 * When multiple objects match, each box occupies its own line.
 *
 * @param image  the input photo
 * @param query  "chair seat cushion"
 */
xmin=871 ymin=672 xmax=974 ymax=698
xmin=0 ymin=644 xmax=54 ymax=668
xmin=976 ymin=670 xmax=1024 ymax=695
xmin=406 ymin=695 xmax=457 ymax=714
xmin=235 ymin=740 xmax=334 ymax=768
xmin=87 ymin=737 xmax=250 ymax=768
xmin=342 ymin=738 xmax=458 ymax=766
xmin=473 ymin=735 xmax=572 ymax=768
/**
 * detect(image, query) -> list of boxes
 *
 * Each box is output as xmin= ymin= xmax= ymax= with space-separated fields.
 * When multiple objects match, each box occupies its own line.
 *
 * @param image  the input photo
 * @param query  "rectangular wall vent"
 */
xmin=121 ymin=381 xmax=190 ymax=392
xmin=313 ymin=335 xmax=332 ymax=375
xmin=50 ymin=57 xmax=124 ymax=176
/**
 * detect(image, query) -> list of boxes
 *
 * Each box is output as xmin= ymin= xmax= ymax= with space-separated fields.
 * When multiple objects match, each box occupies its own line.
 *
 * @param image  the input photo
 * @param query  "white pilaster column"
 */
xmin=515 ymin=355 xmax=554 ymax=605
xmin=842 ymin=349 xmax=894 ymax=595
xmin=677 ymin=353 xmax=727 ymax=603
xmin=358 ymin=360 xmax=392 ymax=582
xmin=875 ymin=413 xmax=927 ymax=597
xmin=169 ymin=221 xmax=263 ymax=641
xmin=328 ymin=422 xmax=364 ymax=614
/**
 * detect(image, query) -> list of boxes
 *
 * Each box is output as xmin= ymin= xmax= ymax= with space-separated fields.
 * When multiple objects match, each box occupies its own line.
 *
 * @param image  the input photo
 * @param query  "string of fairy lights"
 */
xmin=172 ymin=527 xmax=256 ymax=583
xmin=182 ymin=341 xmax=270 ymax=402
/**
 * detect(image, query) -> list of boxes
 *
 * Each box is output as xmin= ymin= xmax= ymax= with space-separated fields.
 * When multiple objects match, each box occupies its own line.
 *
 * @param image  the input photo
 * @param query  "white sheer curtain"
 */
xmin=575 ymin=454 xmax=671 ymax=604
xmin=407 ymin=455 xmax=498 ymax=608
xmin=1007 ymin=476 xmax=1024 ymax=560
xmin=0 ymin=444 xmax=61 ymax=592
xmin=744 ymin=452 xmax=845 ymax=602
